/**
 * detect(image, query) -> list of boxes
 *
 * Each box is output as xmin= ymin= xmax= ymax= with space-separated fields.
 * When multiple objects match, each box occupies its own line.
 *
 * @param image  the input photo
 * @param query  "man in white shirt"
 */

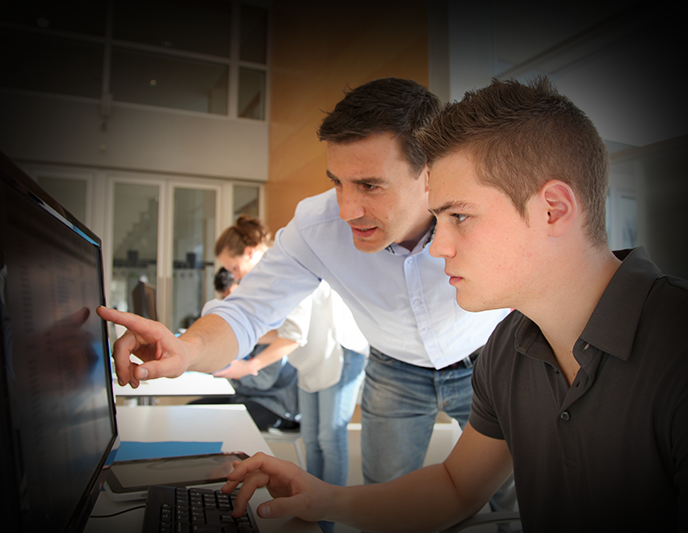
xmin=98 ymin=78 xmax=513 ymax=512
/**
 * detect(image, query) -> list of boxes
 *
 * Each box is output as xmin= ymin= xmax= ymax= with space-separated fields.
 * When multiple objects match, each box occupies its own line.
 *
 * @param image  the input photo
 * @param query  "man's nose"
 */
xmin=337 ymin=188 xmax=365 ymax=221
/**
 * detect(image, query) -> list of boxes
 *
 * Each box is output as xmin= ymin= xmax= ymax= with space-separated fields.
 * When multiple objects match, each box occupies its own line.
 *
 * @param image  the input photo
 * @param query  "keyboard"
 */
xmin=141 ymin=485 xmax=260 ymax=533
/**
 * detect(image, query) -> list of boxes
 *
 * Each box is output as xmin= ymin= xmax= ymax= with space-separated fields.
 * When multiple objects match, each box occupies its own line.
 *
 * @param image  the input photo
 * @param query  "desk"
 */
xmin=85 ymin=405 xmax=319 ymax=533
xmin=114 ymin=371 xmax=235 ymax=405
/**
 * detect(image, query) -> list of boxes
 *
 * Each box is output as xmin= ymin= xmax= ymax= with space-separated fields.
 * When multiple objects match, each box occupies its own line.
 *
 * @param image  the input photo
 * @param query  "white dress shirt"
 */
xmin=209 ymin=189 xmax=509 ymax=369
xmin=276 ymin=280 xmax=368 ymax=393
xmin=203 ymin=280 xmax=368 ymax=393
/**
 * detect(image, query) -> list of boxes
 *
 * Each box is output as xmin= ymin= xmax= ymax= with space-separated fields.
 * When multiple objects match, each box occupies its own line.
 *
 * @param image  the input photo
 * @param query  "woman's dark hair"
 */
xmin=214 ymin=267 xmax=236 ymax=293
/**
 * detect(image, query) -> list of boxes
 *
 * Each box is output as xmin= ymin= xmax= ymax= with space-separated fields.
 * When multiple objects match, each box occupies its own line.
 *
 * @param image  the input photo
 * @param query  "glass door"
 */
xmin=168 ymin=185 xmax=219 ymax=334
xmin=109 ymin=181 xmax=161 ymax=317
xmin=106 ymin=175 xmax=261 ymax=334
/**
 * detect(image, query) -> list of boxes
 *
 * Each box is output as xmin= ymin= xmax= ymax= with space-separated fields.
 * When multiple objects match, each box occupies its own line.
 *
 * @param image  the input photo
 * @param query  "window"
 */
xmin=240 ymin=4 xmax=268 ymax=64
xmin=238 ymin=67 xmax=265 ymax=119
xmin=36 ymin=176 xmax=89 ymax=224
xmin=0 ymin=0 xmax=269 ymax=119
xmin=113 ymin=0 xmax=232 ymax=57
xmin=0 ymin=30 xmax=102 ymax=98
xmin=233 ymin=184 xmax=260 ymax=219
xmin=104 ymin=174 xmax=261 ymax=333
xmin=111 ymin=47 xmax=229 ymax=114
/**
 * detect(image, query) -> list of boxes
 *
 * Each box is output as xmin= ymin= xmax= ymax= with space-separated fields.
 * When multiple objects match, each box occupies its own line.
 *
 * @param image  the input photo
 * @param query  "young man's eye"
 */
xmin=453 ymin=214 xmax=468 ymax=223
xmin=362 ymin=183 xmax=378 ymax=191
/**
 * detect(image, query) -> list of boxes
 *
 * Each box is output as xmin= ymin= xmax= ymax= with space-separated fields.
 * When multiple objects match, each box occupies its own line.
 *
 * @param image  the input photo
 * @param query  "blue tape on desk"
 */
xmin=115 ymin=441 xmax=223 ymax=462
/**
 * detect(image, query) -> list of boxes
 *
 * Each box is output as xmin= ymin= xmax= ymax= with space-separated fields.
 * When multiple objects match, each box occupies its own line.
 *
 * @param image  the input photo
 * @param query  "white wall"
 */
xmin=0 ymin=89 xmax=268 ymax=182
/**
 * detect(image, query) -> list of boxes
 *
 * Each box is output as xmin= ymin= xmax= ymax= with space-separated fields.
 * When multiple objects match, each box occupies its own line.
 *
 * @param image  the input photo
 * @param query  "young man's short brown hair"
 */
xmin=417 ymin=77 xmax=610 ymax=245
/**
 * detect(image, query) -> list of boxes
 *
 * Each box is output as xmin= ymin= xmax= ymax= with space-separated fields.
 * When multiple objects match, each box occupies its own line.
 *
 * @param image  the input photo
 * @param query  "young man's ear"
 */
xmin=539 ymin=180 xmax=578 ymax=237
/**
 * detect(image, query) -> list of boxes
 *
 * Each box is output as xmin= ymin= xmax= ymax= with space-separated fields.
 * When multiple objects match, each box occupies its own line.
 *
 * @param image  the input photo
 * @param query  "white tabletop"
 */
xmin=85 ymin=405 xmax=318 ymax=533
xmin=113 ymin=371 xmax=235 ymax=398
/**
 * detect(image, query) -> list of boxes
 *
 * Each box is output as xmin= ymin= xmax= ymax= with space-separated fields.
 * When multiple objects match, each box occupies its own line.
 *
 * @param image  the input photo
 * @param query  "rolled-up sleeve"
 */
xmin=206 ymin=219 xmax=322 ymax=358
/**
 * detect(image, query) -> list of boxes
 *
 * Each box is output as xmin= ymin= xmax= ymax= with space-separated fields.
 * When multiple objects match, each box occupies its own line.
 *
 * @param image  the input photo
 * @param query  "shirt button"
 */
xmin=560 ymin=411 xmax=571 ymax=421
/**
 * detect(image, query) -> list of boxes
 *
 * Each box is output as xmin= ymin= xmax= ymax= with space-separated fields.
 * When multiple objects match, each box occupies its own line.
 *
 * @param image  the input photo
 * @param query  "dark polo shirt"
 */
xmin=469 ymin=247 xmax=688 ymax=532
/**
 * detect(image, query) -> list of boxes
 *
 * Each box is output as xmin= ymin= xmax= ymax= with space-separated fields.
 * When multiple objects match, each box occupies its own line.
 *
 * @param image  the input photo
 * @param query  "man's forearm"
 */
xmin=183 ymin=314 xmax=240 ymax=373
xmin=257 ymin=329 xmax=278 ymax=344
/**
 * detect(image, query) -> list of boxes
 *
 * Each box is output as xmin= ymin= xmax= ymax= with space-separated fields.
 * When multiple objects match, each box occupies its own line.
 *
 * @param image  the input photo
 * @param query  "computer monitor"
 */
xmin=0 ymin=151 xmax=120 ymax=533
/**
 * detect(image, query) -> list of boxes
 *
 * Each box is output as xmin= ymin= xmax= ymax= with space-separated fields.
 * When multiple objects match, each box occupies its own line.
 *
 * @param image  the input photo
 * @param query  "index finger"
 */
xmin=226 ymin=452 xmax=275 ymax=482
xmin=97 ymin=305 xmax=151 ymax=331
xmin=97 ymin=306 xmax=169 ymax=386
xmin=223 ymin=453 xmax=277 ymax=513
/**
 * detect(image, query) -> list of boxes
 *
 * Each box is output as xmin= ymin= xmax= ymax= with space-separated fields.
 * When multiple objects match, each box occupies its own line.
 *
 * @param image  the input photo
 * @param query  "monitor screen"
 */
xmin=0 ymin=152 xmax=119 ymax=533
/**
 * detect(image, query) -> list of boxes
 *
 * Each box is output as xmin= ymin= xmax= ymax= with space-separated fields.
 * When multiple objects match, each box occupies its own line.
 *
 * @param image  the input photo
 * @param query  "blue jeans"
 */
xmin=361 ymin=348 xmax=518 ymax=515
xmin=298 ymin=347 xmax=366 ymax=485
xmin=298 ymin=347 xmax=366 ymax=533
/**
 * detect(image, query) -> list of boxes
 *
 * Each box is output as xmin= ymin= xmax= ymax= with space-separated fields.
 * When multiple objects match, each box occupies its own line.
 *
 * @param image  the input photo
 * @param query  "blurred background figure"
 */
xmin=213 ymin=267 xmax=238 ymax=299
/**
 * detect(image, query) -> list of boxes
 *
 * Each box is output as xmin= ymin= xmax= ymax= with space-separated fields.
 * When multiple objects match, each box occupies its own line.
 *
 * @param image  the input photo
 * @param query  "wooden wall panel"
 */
xmin=265 ymin=0 xmax=429 ymax=233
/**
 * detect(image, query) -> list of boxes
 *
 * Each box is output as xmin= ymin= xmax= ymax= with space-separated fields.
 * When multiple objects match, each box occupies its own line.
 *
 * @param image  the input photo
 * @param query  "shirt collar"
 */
xmin=515 ymin=247 xmax=661 ymax=363
xmin=580 ymin=247 xmax=661 ymax=361
xmin=384 ymin=219 xmax=437 ymax=255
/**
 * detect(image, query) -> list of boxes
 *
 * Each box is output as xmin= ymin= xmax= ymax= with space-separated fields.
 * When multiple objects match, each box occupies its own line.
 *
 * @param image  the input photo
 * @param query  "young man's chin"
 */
xmin=454 ymin=291 xmax=488 ymax=313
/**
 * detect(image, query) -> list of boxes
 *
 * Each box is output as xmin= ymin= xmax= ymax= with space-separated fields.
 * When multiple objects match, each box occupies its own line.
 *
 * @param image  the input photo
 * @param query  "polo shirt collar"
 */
xmin=514 ymin=247 xmax=661 ymax=363
xmin=580 ymin=246 xmax=661 ymax=361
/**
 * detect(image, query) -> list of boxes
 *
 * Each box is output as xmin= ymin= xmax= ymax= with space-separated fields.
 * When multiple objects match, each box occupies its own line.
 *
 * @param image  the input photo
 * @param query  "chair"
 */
xmin=439 ymin=511 xmax=521 ymax=532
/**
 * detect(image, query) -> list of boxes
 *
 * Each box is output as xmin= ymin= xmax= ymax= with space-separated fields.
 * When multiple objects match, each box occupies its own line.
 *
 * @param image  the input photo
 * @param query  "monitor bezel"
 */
xmin=0 ymin=150 xmax=120 ymax=533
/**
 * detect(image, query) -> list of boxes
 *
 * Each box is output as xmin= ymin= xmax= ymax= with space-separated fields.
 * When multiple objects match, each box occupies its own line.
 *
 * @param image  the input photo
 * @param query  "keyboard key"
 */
xmin=141 ymin=485 xmax=259 ymax=533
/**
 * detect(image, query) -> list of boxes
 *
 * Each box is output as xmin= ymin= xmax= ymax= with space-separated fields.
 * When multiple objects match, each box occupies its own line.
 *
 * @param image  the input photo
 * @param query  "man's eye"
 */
xmin=453 ymin=214 xmax=468 ymax=223
xmin=362 ymin=183 xmax=378 ymax=191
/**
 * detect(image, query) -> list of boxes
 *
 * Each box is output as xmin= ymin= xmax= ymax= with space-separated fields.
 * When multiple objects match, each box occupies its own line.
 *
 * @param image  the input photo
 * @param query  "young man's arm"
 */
xmin=225 ymin=422 xmax=513 ymax=533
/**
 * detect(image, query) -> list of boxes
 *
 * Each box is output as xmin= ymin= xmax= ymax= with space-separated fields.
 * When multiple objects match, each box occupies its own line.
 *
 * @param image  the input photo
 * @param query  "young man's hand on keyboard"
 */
xmin=223 ymin=452 xmax=332 ymax=524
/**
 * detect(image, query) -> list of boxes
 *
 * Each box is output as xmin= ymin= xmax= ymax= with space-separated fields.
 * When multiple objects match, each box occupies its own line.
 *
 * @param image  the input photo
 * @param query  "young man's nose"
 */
xmin=429 ymin=223 xmax=454 ymax=258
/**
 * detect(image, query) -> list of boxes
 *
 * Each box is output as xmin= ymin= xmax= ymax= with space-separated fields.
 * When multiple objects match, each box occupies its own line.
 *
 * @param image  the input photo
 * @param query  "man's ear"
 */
xmin=422 ymin=165 xmax=430 ymax=192
xmin=539 ymin=180 xmax=578 ymax=237
xmin=243 ymin=246 xmax=254 ymax=259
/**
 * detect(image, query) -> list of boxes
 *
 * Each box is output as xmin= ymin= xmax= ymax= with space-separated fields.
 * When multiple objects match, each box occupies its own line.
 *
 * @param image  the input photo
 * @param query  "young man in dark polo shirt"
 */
xmin=223 ymin=77 xmax=688 ymax=533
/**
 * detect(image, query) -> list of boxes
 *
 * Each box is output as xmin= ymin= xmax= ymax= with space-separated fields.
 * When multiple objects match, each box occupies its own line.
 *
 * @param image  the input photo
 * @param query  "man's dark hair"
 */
xmin=317 ymin=78 xmax=441 ymax=175
xmin=214 ymin=267 xmax=236 ymax=293
xmin=417 ymin=77 xmax=610 ymax=246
